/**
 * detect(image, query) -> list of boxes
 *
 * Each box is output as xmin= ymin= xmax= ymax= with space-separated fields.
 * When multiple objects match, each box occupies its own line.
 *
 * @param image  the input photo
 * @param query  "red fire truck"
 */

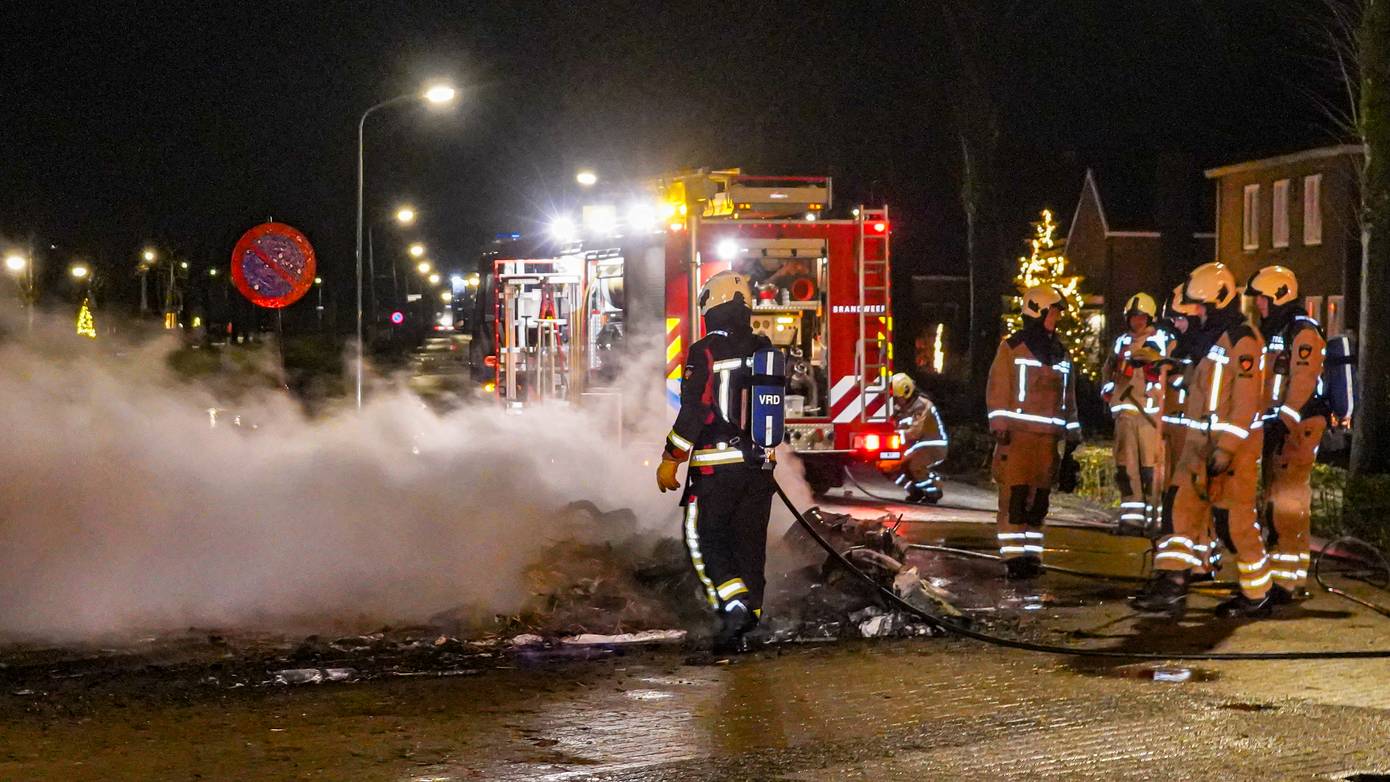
xmin=486 ymin=169 xmax=898 ymax=493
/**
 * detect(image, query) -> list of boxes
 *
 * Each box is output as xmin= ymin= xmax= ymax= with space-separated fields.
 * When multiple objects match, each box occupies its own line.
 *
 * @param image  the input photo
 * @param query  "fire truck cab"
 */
xmin=489 ymin=169 xmax=898 ymax=493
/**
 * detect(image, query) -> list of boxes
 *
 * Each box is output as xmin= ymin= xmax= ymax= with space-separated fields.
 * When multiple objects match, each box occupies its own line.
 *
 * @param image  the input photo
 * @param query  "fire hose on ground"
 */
xmin=774 ymin=478 xmax=1390 ymax=661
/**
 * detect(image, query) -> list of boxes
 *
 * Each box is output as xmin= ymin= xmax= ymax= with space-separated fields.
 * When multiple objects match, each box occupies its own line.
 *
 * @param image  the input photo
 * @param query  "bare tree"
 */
xmin=1352 ymin=0 xmax=1390 ymax=475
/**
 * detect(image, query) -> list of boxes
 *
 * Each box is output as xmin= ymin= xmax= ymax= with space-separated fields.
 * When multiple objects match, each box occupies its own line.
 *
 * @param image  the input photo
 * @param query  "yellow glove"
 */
xmin=657 ymin=458 xmax=683 ymax=493
xmin=1128 ymin=346 xmax=1161 ymax=365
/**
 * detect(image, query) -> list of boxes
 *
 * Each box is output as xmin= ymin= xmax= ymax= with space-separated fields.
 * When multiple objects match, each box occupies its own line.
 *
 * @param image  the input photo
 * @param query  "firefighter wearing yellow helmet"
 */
xmin=1248 ymin=265 xmax=1327 ymax=604
xmin=1151 ymin=284 xmax=1221 ymax=579
xmin=985 ymin=285 xmax=1081 ymax=579
xmin=1135 ymin=262 xmax=1273 ymax=618
xmin=656 ymin=269 xmax=778 ymax=654
xmin=888 ymin=372 xmax=948 ymax=504
xmin=1101 ymin=290 xmax=1166 ymax=536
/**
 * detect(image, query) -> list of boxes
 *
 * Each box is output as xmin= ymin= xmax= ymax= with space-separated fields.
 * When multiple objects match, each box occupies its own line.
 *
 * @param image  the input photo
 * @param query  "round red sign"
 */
xmin=230 ymin=222 xmax=317 ymax=309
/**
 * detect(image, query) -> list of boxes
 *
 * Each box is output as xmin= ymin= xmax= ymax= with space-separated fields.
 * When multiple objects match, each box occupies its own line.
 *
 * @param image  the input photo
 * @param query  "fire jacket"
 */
xmin=1178 ymin=317 xmax=1265 ymax=455
xmin=1262 ymin=312 xmax=1328 ymax=427
xmin=664 ymin=327 xmax=776 ymax=470
xmin=897 ymin=392 xmax=948 ymax=453
xmin=986 ymin=327 xmax=1080 ymax=437
xmin=1101 ymin=325 xmax=1167 ymax=421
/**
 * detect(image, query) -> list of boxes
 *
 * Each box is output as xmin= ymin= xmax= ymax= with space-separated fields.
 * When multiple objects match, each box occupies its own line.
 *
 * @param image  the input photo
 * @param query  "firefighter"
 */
xmin=986 ymin=285 xmax=1082 ymax=580
xmin=1154 ymin=285 xmax=1223 ymax=579
xmin=1134 ymin=262 xmax=1272 ymax=618
xmin=1248 ymin=265 xmax=1327 ymax=604
xmin=1101 ymin=292 xmax=1165 ymax=536
xmin=888 ymin=372 xmax=948 ymax=504
xmin=656 ymin=270 xmax=777 ymax=654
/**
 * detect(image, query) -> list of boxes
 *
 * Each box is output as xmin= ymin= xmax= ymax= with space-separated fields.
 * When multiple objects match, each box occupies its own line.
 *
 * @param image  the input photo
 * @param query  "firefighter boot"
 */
xmin=711 ymin=601 xmax=757 ymax=655
xmin=1005 ymin=556 xmax=1043 ymax=580
xmin=1131 ymin=571 xmax=1188 ymax=617
xmin=1268 ymin=584 xmax=1312 ymax=605
xmin=1215 ymin=592 xmax=1274 ymax=619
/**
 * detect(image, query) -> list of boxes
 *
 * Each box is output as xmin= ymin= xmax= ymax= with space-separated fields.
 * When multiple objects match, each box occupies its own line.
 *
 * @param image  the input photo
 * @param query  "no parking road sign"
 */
xmin=230 ymin=222 xmax=317 ymax=309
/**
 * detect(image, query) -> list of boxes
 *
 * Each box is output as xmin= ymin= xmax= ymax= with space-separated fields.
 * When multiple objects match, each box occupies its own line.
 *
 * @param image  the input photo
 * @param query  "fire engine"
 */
xmin=483 ymin=169 xmax=897 ymax=493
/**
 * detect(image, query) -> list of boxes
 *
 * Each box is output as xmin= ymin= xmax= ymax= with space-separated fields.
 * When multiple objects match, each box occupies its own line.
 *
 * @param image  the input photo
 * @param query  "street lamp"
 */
xmin=142 ymin=249 xmax=157 ymax=264
xmin=576 ymin=169 xmax=598 ymax=187
xmin=395 ymin=206 xmax=417 ymax=225
xmin=428 ymin=273 xmax=441 ymax=285
xmin=70 ymin=263 xmax=90 ymax=280
xmin=439 ymin=289 xmax=452 ymax=303
xmin=408 ymin=242 xmax=427 ymax=258
xmin=416 ymin=260 xmax=432 ymax=275
xmin=4 ymin=254 xmax=26 ymax=273
xmin=355 ymin=80 xmax=459 ymax=409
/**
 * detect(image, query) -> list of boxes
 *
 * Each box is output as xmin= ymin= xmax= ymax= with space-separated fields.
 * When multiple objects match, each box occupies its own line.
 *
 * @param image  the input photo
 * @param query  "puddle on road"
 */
xmin=1070 ymin=662 xmax=1221 ymax=683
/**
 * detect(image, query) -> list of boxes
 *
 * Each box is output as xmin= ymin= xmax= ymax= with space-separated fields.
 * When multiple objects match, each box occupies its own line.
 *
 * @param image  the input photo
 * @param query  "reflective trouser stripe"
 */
xmin=683 ymin=500 xmax=718 ymax=608
xmin=717 ymin=578 xmax=749 ymax=601
xmin=1270 ymin=552 xmax=1311 ymax=585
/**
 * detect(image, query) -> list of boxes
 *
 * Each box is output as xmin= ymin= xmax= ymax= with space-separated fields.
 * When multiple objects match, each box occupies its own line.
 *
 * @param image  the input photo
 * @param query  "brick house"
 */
xmin=1205 ymin=144 xmax=1365 ymax=336
xmin=1065 ymin=161 xmax=1215 ymax=340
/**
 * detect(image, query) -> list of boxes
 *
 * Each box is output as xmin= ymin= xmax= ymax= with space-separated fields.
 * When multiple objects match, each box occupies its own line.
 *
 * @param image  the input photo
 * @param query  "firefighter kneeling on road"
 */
xmin=986 ymin=285 xmax=1082 ymax=580
xmin=656 ymin=270 xmax=781 ymax=654
xmin=1134 ymin=262 xmax=1273 ymax=618
xmin=888 ymin=372 xmax=948 ymax=504
xmin=1248 ymin=265 xmax=1327 ymax=605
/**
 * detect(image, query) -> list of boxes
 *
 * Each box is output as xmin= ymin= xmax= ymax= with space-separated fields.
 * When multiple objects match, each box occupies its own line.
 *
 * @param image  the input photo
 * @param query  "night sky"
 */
xmin=1 ymin=1 xmax=1349 ymax=326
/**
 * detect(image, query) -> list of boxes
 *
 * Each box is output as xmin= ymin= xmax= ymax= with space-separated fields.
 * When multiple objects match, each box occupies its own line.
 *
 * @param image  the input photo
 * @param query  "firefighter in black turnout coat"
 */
xmin=657 ymin=271 xmax=778 ymax=654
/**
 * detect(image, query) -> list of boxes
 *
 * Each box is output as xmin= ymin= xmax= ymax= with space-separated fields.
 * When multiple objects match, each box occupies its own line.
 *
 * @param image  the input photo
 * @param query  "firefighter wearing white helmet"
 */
xmin=1101 ymin=291 xmax=1167 ymax=536
xmin=985 ymin=285 xmax=1081 ymax=579
xmin=888 ymin=372 xmax=948 ymax=504
xmin=657 ymin=269 xmax=778 ymax=653
xmin=1136 ymin=261 xmax=1273 ymax=618
xmin=1248 ymin=265 xmax=1327 ymax=604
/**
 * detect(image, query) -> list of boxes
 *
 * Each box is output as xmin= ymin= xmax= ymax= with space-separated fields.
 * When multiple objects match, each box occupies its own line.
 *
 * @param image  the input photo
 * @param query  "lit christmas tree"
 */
xmin=76 ymin=298 xmax=96 ymax=338
xmin=1002 ymin=209 xmax=1098 ymax=377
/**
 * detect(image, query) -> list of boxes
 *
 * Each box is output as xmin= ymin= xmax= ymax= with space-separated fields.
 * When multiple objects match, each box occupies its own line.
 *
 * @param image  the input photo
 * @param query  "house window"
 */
xmin=1305 ymin=295 xmax=1323 ymax=322
xmin=1304 ymin=174 xmax=1323 ymax=246
xmin=1272 ymin=179 xmax=1290 ymax=248
xmin=1327 ymin=295 xmax=1345 ymax=336
xmin=1242 ymin=183 xmax=1260 ymax=250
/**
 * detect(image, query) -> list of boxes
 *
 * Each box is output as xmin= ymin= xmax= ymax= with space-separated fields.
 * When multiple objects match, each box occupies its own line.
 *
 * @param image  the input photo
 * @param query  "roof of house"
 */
xmin=1203 ymin=144 xmax=1365 ymax=179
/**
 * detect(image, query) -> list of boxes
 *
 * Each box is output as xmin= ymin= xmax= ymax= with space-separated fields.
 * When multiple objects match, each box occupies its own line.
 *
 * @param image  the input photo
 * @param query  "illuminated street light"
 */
xmin=179 ymin=261 xmax=189 ymax=270
xmin=142 ymin=249 xmax=157 ymax=263
xmin=314 ymin=276 xmax=323 ymax=285
xmin=69 ymin=263 xmax=90 ymax=280
xmin=395 ymin=206 xmax=417 ymax=225
xmin=576 ymin=169 xmax=598 ymax=187
xmin=550 ymin=216 xmax=577 ymax=243
xmin=355 ymin=79 xmax=461 ymax=410
xmin=423 ymin=83 xmax=457 ymax=104
xmin=209 ymin=268 xmax=219 ymax=276
xmin=409 ymin=243 xmax=426 ymax=258
xmin=417 ymin=260 xmax=432 ymax=275
xmin=428 ymin=272 xmax=441 ymax=285
xmin=439 ymin=290 xmax=452 ymax=303
xmin=5 ymin=254 xmax=28 ymax=273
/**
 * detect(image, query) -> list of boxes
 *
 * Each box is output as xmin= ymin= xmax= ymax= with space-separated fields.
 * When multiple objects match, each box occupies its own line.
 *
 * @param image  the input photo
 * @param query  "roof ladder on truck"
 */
xmin=856 ymin=206 xmax=892 ymax=422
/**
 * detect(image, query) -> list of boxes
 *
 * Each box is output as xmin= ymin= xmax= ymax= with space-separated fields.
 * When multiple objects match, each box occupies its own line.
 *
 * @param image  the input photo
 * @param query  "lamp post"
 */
xmin=355 ymin=82 xmax=457 ymax=409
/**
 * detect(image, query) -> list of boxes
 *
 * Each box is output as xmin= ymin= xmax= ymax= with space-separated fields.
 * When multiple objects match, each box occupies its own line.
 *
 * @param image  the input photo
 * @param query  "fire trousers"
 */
xmin=992 ymin=430 xmax=1058 ymax=560
xmin=681 ymin=466 xmax=775 ymax=616
xmin=896 ymin=442 xmax=947 ymax=491
xmin=1113 ymin=414 xmax=1160 ymax=527
xmin=1156 ymin=432 xmax=1270 ymax=598
xmin=1159 ymin=427 xmax=1218 ymax=575
xmin=1262 ymin=416 xmax=1327 ymax=589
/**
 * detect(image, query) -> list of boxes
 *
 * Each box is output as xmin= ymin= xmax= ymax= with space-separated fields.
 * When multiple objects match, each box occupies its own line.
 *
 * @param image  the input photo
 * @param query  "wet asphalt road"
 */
xmin=3 ymin=480 xmax=1390 ymax=780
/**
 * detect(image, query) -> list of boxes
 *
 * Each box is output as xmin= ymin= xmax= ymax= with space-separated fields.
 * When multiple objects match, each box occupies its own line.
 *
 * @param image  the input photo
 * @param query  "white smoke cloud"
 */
xmin=0 ymin=307 xmax=812 ymax=642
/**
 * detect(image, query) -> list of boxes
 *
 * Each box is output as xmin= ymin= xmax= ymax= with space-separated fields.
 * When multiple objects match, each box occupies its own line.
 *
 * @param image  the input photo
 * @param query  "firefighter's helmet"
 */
xmin=890 ymin=372 xmax=916 ymax=400
xmin=1246 ymin=265 xmax=1299 ymax=306
xmin=1021 ymin=285 xmax=1064 ymax=319
xmin=1184 ymin=262 xmax=1238 ymax=309
xmin=1124 ymin=292 xmax=1157 ymax=319
xmin=698 ymin=270 xmax=752 ymax=316
xmin=1166 ymin=284 xmax=1201 ymax=318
